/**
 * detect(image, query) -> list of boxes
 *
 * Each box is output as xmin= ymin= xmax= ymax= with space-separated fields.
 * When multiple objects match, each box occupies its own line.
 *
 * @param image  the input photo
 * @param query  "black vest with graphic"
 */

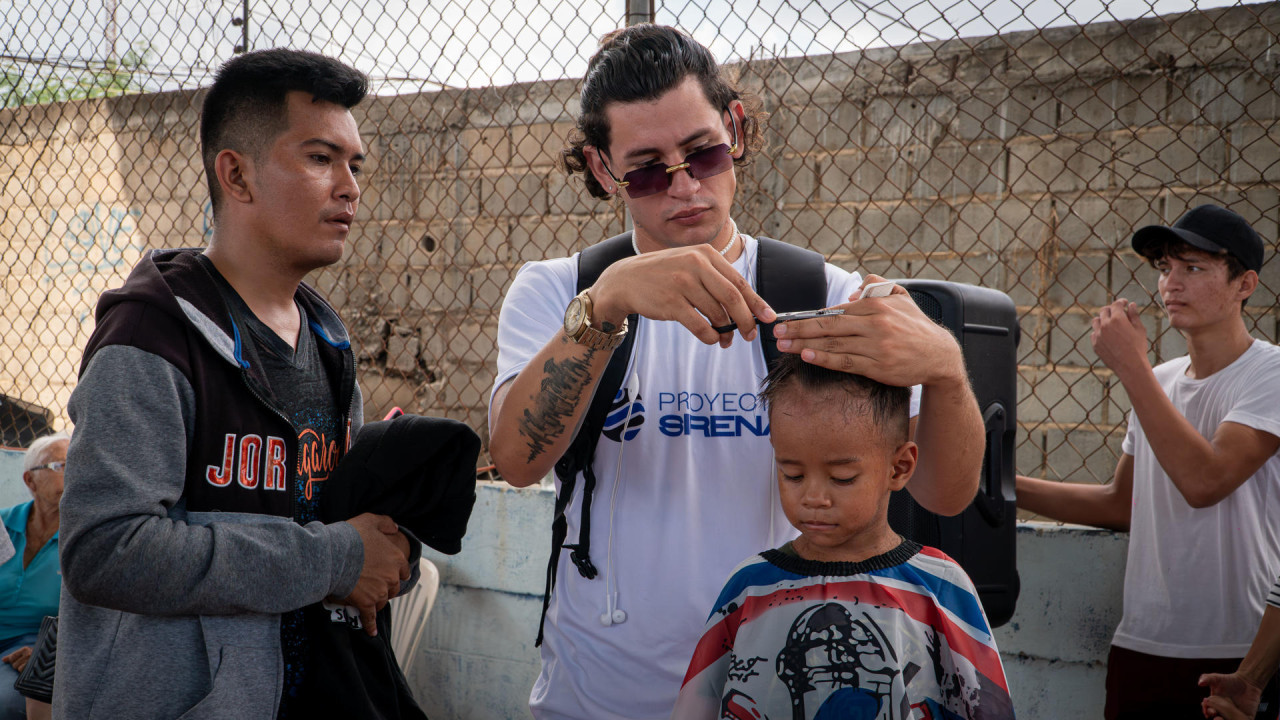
xmin=79 ymin=250 xmax=356 ymax=521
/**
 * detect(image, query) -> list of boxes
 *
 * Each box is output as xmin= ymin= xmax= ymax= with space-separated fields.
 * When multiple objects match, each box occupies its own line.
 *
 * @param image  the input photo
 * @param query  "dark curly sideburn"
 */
xmin=201 ymin=48 xmax=369 ymax=216
xmin=560 ymin=24 xmax=767 ymax=200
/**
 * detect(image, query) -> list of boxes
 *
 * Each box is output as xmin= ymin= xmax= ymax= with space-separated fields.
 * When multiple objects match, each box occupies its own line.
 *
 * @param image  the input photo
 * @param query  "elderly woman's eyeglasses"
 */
xmin=31 ymin=461 xmax=65 ymax=472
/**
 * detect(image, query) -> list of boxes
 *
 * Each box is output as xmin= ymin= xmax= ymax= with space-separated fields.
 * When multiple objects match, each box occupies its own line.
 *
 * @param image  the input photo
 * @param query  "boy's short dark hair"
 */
xmin=559 ymin=23 xmax=766 ymax=200
xmin=200 ymin=48 xmax=369 ymax=215
xmin=760 ymin=354 xmax=911 ymax=445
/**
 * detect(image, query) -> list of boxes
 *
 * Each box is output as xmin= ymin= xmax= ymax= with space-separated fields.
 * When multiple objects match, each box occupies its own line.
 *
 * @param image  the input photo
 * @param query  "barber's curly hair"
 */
xmin=559 ymin=24 xmax=767 ymax=201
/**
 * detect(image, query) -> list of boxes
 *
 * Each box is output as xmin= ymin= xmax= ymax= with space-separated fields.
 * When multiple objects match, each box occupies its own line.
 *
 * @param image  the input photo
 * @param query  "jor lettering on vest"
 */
xmin=206 ymin=433 xmax=289 ymax=490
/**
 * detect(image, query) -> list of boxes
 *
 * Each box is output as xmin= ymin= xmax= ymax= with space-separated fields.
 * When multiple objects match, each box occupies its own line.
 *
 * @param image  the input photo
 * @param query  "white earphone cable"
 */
xmin=601 ymin=365 xmax=640 ymax=626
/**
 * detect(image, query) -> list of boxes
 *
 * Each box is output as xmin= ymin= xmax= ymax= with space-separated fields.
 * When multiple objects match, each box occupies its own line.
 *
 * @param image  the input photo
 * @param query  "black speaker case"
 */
xmin=892 ymin=279 xmax=1022 ymax=627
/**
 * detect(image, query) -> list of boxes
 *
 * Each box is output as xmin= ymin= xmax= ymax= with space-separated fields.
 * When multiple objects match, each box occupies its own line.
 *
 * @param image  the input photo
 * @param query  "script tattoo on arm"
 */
xmin=518 ymin=345 xmax=598 ymax=463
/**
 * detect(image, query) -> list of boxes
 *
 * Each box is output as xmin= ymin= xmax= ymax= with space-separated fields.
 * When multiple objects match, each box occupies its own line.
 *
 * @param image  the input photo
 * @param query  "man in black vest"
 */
xmin=56 ymin=49 xmax=413 ymax=719
xmin=488 ymin=24 xmax=985 ymax=720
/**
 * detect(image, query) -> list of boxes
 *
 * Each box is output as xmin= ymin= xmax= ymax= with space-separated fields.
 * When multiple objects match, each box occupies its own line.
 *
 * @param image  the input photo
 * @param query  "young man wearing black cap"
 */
xmin=1018 ymin=204 xmax=1280 ymax=719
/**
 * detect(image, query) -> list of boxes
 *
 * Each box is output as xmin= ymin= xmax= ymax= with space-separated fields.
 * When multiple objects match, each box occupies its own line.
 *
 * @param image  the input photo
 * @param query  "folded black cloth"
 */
xmin=298 ymin=414 xmax=481 ymax=720
xmin=321 ymin=414 xmax=481 ymax=554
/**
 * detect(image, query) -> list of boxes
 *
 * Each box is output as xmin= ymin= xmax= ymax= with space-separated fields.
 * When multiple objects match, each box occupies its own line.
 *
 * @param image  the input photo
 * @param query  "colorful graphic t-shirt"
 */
xmin=672 ymin=541 xmax=1014 ymax=720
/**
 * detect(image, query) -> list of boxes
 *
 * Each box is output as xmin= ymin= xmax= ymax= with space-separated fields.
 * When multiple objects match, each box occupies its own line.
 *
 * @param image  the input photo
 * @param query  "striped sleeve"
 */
xmin=1268 ymin=575 xmax=1280 ymax=609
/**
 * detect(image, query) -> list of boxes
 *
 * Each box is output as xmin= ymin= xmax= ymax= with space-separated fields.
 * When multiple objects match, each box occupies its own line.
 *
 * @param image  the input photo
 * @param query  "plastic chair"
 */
xmin=390 ymin=557 xmax=440 ymax=677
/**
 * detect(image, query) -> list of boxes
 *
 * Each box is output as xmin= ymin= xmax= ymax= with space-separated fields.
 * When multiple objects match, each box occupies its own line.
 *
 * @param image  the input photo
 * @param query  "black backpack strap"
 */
xmin=536 ymin=232 xmax=637 ymax=646
xmin=755 ymin=236 xmax=828 ymax=367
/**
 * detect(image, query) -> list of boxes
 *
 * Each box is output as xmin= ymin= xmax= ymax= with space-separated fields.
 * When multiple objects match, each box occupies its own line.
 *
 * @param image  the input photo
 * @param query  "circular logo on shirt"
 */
xmin=603 ymin=388 xmax=644 ymax=443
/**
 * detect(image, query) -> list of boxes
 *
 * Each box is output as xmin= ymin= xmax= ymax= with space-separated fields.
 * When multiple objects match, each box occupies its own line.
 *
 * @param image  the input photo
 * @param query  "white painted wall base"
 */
xmin=415 ymin=484 xmax=1129 ymax=719
xmin=994 ymin=524 xmax=1128 ymax=719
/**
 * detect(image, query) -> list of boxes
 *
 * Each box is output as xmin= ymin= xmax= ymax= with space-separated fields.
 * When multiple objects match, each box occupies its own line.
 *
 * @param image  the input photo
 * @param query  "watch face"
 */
xmin=564 ymin=296 xmax=586 ymax=334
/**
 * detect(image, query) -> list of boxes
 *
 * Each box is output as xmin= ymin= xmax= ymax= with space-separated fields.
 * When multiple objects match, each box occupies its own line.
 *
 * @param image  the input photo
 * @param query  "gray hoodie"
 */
xmin=54 ymin=249 xmax=366 ymax=719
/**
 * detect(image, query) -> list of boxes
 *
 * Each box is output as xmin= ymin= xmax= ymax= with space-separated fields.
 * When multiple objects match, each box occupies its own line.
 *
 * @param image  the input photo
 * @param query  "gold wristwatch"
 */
xmin=563 ymin=289 xmax=628 ymax=350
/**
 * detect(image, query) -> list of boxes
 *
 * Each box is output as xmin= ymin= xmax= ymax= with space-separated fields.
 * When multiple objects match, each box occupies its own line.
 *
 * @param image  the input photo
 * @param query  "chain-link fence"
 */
xmin=2 ymin=0 xmax=1279 ymax=507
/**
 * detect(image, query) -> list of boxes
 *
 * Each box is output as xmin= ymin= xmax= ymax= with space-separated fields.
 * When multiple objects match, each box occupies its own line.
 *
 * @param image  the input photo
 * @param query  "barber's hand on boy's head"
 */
xmin=772 ymin=274 xmax=963 ymax=387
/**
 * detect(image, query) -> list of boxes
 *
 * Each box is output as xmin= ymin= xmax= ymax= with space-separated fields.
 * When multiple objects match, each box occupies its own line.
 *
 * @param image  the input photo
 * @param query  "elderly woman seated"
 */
xmin=0 ymin=434 xmax=68 ymax=720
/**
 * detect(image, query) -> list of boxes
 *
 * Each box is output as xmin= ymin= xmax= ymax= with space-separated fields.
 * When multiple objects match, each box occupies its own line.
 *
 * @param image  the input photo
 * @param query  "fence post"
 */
xmin=233 ymin=0 xmax=250 ymax=53
xmin=620 ymin=0 xmax=653 ymax=232
xmin=626 ymin=0 xmax=653 ymax=26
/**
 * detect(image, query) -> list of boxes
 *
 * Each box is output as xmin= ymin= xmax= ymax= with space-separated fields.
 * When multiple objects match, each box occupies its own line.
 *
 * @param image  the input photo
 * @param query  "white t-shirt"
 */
xmin=1113 ymin=339 xmax=1280 ymax=658
xmin=491 ymin=234 xmax=920 ymax=720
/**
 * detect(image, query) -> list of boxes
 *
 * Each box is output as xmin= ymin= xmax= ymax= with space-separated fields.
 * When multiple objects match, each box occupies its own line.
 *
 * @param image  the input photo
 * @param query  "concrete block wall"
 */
xmin=3 ymin=6 xmax=1279 ymax=477
xmin=738 ymin=4 xmax=1280 ymax=494
xmin=339 ymin=2 xmax=1280 ymax=470
xmin=0 ymin=91 xmax=204 ymax=430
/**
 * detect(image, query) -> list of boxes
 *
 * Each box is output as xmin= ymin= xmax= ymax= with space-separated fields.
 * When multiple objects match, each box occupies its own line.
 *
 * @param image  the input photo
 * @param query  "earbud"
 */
xmin=600 ymin=591 xmax=628 ymax=627
xmin=599 ymin=608 xmax=628 ymax=626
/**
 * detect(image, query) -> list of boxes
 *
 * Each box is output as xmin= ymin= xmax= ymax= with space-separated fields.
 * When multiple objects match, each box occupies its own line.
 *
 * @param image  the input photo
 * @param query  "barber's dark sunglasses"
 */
xmin=601 ymin=110 xmax=740 ymax=199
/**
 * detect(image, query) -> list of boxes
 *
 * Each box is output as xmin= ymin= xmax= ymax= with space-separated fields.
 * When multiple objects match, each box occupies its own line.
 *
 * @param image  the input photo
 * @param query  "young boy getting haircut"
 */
xmin=671 ymin=355 xmax=1014 ymax=720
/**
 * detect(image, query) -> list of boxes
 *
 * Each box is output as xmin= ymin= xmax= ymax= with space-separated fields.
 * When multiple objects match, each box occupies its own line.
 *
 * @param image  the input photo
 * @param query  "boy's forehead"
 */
xmin=769 ymin=399 xmax=896 ymax=465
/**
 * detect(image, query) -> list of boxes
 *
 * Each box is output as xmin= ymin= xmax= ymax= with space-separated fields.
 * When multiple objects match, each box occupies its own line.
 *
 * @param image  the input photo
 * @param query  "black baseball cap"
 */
xmin=1131 ymin=204 xmax=1264 ymax=273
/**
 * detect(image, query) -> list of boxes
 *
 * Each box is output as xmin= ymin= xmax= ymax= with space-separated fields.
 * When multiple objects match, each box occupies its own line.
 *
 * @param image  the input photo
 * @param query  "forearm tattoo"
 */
xmin=519 ymin=347 xmax=598 ymax=463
